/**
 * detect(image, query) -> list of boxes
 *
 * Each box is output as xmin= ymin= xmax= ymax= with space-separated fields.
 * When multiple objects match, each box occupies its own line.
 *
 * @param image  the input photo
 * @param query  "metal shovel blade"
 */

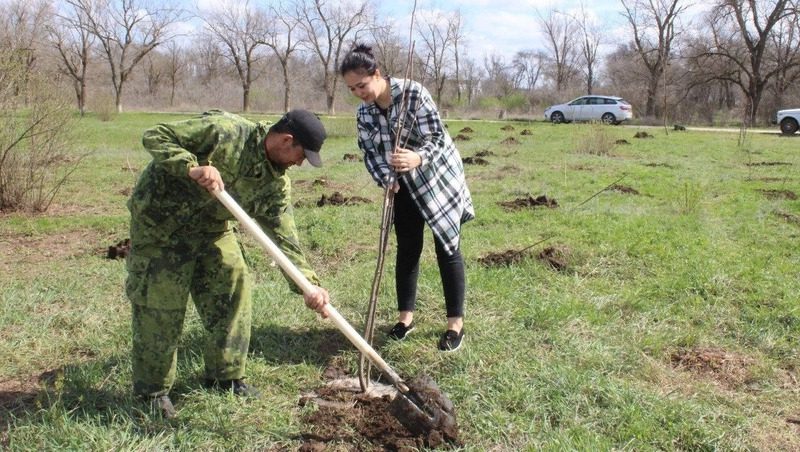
xmin=389 ymin=375 xmax=459 ymax=445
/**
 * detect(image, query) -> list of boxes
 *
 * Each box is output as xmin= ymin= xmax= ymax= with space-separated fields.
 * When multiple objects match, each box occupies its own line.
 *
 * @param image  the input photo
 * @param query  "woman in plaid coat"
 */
xmin=340 ymin=44 xmax=474 ymax=352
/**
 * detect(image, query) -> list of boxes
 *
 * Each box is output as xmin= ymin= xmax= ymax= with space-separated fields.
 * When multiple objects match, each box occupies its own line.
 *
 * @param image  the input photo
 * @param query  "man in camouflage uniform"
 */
xmin=126 ymin=109 xmax=330 ymax=418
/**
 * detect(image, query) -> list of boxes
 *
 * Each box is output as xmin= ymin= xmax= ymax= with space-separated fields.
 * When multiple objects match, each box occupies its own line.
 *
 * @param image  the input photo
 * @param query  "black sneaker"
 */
xmin=204 ymin=379 xmax=261 ymax=398
xmin=438 ymin=329 xmax=465 ymax=352
xmin=151 ymin=394 xmax=177 ymax=419
xmin=388 ymin=321 xmax=415 ymax=340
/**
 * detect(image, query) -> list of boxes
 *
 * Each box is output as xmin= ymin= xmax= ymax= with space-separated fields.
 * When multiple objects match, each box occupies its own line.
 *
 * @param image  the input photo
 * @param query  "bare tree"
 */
xmin=296 ymin=0 xmax=372 ymax=115
xmin=262 ymin=2 xmax=303 ymax=112
xmin=693 ymin=0 xmax=799 ymax=124
xmin=417 ymin=10 xmax=460 ymax=105
xmin=165 ymin=40 xmax=187 ymax=107
xmin=572 ymin=3 xmax=603 ymax=95
xmin=512 ymin=50 xmax=545 ymax=91
xmin=48 ymin=1 xmax=94 ymax=115
xmin=70 ymin=0 xmax=185 ymax=113
xmin=0 ymin=0 xmax=53 ymax=99
xmin=370 ymin=20 xmax=409 ymax=78
xmin=538 ymin=9 xmax=579 ymax=92
xmin=768 ymin=9 xmax=800 ymax=109
xmin=482 ymin=53 xmax=514 ymax=98
xmin=450 ymin=10 xmax=466 ymax=104
xmin=460 ymin=57 xmax=482 ymax=107
xmin=199 ymin=0 xmax=271 ymax=113
xmin=621 ymin=0 xmax=688 ymax=117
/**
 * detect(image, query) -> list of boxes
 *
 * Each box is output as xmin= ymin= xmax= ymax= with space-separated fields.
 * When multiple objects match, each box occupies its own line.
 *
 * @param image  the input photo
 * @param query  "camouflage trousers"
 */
xmin=125 ymin=230 xmax=251 ymax=396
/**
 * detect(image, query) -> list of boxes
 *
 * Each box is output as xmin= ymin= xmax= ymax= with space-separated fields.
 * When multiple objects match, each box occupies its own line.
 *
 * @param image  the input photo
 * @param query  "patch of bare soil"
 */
xmin=453 ymin=134 xmax=471 ymax=141
xmin=297 ymin=362 xmax=460 ymax=450
xmin=315 ymin=192 xmax=372 ymax=207
xmin=537 ymin=245 xmax=571 ymax=271
xmin=634 ymin=131 xmax=654 ymax=139
xmin=0 ymin=368 xmax=60 ymax=416
xmin=569 ymin=164 xmax=593 ymax=171
xmin=462 ymin=157 xmax=489 ymax=165
xmin=609 ymin=184 xmax=640 ymax=195
xmin=758 ymin=189 xmax=798 ymax=200
xmin=342 ymin=153 xmax=362 ymax=162
xmin=474 ymin=149 xmax=495 ymax=157
xmin=643 ymin=162 xmax=676 ymax=169
xmin=749 ymin=177 xmax=792 ymax=182
xmin=0 ymin=229 xmax=107 ymax=275
xmin=500 ymin=137 xmax=520 ymax=145
xmin=119 ymin=187 xmax=132 ymax=197
xmin=615 ymin=139 xmax=630 ymax=145
xmin=520 ymin=129 xmax=533 ymax=136
xmin=670 ymin=347 xmax=754 ymax=389
xmin=500 ymin=125 xmax=515 ymax=131
xmin=458 ymin=127 xmax=474 ymax=133
xmin=774 ymin=210 xmax=800 ymax=226
xmin=498 ymin=195 xmax=558 ymax=211
xmin=746 ymin=161 xmax=792 ymax=166
xmin=107 ymin=238 xmax=131 ymax=259
xmin=478 ymin=249 xmax=531 ymax=266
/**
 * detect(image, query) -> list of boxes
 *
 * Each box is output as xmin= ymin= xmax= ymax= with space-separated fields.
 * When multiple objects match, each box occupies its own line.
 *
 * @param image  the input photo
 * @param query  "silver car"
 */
xmin=544 ymin=95 xmax=633 ymax=125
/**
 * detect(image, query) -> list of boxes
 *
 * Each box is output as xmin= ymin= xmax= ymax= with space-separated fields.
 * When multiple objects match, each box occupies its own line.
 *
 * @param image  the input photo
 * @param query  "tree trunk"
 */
xmin=242 ymin=84 xmax=250 ymax=113
xmin=282 ymin=63 xmax=291 ymax=112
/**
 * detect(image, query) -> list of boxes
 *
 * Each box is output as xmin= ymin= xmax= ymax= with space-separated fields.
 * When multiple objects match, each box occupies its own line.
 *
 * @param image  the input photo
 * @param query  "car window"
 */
xmin=569 ymin=98 xmax=588 ymax=105
xmin=604 ymin=98 xmax=617 ymax=105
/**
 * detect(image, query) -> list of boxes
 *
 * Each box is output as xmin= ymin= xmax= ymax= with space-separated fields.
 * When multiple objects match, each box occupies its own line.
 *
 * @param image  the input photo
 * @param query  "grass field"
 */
xmin=1 ymin=112 xmax=799 ymax=450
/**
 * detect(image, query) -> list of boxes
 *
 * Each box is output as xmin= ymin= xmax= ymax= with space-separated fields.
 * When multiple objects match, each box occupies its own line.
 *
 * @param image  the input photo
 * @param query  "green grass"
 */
xmin=1 ymin=113 xmax=799 ymax=450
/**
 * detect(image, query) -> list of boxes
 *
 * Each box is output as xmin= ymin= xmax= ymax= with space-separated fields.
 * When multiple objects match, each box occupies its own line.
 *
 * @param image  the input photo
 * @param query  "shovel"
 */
xmin=212 ymin=189 xmax=458 ymax=442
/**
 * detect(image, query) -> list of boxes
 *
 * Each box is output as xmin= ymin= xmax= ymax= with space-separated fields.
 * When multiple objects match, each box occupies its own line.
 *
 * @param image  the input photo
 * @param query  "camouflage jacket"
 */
xmin=127 ymin=110 xmax=319 ymax=291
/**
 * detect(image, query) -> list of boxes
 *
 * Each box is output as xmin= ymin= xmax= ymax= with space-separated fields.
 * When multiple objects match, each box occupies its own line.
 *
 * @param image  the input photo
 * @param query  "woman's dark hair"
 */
xmin=339 ymin=43 xmax=379 ymax=76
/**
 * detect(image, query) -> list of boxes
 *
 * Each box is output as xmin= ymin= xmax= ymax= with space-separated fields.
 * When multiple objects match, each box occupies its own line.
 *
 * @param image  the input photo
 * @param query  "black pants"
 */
xmin=394 ymin=182 xmax=465 ymax=318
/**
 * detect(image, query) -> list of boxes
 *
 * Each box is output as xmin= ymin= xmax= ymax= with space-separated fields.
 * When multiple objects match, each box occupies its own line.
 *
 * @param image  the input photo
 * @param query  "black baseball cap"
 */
xmin=275 ymin=110 xmax=327 ymax=167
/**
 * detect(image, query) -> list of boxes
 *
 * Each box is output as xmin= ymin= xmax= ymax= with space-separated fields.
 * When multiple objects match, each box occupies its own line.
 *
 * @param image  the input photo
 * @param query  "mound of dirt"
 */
xmin=774 ymin=210 xmax=800 ymax=226
xmin=746 ymin=161 xmax=792 ymax=166
xmin=317 ymin=192 xmax=371 ymax=207
xmin=458 ymin=127 xmax=474 ymax=133
xmin=107 ymin=238 xmax=130 ymax=259
xmin=609 ymin=184 xmax=640 ymax=195
xmin=462 ymin=157 xmax=489 ymax=165
xmin=474 ymin=149 xmax=495 ymax=157
xmin=634 ymin=131 xmax=654 ymax=139
xmin=520 ymin=129 xmax=533 ymax=136
xmin=478 ymin=249 xmax=530 ymax=266
xmin=498 ymin=195 xmax=558 ymax=211
xmin=500 ymin=125 xmax=515 ymax=131
xmin=758 ymin=189 xmax=798 ymax=200
xmin=500 ymin=137 xmax=520 ymax=145
xmin=342 ymin=153 xmax=362 ymax=162
xmin=537 ymin=245 xmax=571 ymax=271
xmin=615 ymin=139 xmax=630 ymax=145
xmin=670 ymin=347 xmax=754 ymax=389
xmin=454 ymin=134 xmax=471 ymax=141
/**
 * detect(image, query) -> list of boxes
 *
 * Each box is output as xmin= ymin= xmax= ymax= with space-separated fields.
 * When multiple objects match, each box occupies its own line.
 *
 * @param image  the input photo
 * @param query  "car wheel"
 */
xmin=780 ymin=117 xmax=798 ymax=135
xmin=601 ymin=113 xmax=616 ymax=124
xmin=550 ymin=111 xmax=565 ymax=124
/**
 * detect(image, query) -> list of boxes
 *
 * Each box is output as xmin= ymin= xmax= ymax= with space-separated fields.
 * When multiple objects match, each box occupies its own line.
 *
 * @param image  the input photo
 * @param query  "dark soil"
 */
xmin=615 ymin=139 xmax=630 ymax=145
xmin=609 ymin=184 xmax=640 ymax=195
xmin=500 ymin=137 xmax=520 ymax=145
xmin=453 ymin=134 xmax=471 ymax=141
xmin=746 ymin=161 xmax=792 ymax=166
xmin=643 ymin=162 xmax=676 ymax=168
xmin=520 ymin=129 xmax=533 ymax=136
xmin=477 ymin=248 xmax=531 ymax=266
xmin=758 ymin=189 xmax=798 ymax=200
xmin=498 ymin=195 xmax=558 ymax=211
xmin=774 ymin=210 xmax=800 ymax=226
xmin=634 ymin=131 xmax=654 ymax=139
xmin=669 ymin=347 xmax=753 ymax=389
xmin=458 ymin=127 xmax=474 ymax=133
xmin=673 ymin=124 xmax=686 ymax=131
xmin=119 ymin=187 xmax=132 ymax=196
xmin=462 ymin=157 xmax=489 ymax=165
xmin=537 ymin=245 xmax=571 ymax=271
xmin=106 ymin=238 xmax=130 ymax=259
xmin=474 ymin=149 xmax=495 ymax=157
xmin=500 ymin=125 xmax=515 ymax=131
xmin=316 ymin=192 xmax=372 ymax=207
xmin=312 ymin=178 xmax=329 ymax=187
xmin=343 ymin=153 xmax=362 ymax=162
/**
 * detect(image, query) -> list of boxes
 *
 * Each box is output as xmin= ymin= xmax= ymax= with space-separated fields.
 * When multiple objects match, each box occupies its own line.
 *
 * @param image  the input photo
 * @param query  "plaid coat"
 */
xmin=355 ymin=78 xmax=474 ymax=255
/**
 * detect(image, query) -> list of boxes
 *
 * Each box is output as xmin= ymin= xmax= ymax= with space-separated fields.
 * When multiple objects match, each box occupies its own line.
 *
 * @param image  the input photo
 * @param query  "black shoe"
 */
xmin=438 ymin=329 xmax=464 ymax=352
xmin=204 ymin=378 xmax=261 ymax=398
xmin=151 ymin=394 xmax=177 ymax=419
xmin=388 ymin=321 xmax=415 ymax=340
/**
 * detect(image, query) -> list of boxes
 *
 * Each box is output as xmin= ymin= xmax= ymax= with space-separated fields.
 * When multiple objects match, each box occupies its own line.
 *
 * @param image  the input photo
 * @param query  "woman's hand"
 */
xmin=391 ymin=147 xmax=422 ymax=173
xmin=304 ymin=285 xmax=330 ymax=318
xmin=189 ymin=165 xmax=225 ymax=192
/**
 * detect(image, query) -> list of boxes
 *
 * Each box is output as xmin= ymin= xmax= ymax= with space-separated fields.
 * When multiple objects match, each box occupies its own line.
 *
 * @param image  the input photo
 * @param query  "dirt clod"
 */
xmin=500 ymin=125 xmax=515 ymax=131
xmin=634 ymin=131 xmax=654 ymax=139
xmin=478 ymin=249 xmax=530 ymax=266
xmin=106 ymin=238 xmax=130 ymax=259
xmin=500 ymin=136 xmax=520 ymax=145
xmin=758 ymin=189 xmax=797 ymax=200
xmin=774 ymin=210 xmax=800 ymax=226
xmin=537 ymin=245 xmax=571 ymax=271
xmin=520 ymin=129 xmax=533 ymax=136
xmin=311 ymin=178 xmax=329 ymax=187
xmin=609 ymin=184 xmax=640 ymax=195
xmin=615 ymin=139 xmax=630 ymax=145
xmin=499 ymin=195 xmax=558 ymax=211
xmin=454 ymin=134 xmax=471 ymax=141
xmin=670 ymin=347 xmax=754 ymax=389
xmin=644 ymin=162 xmax=676 ymax=168
xmin=458 ymin=127 xmax=474 ymax=133
xmin=475 ymin=149 xmax=495 ymax=157
xmin=462 ymin=157 xmax=489 ymax=165
xmin=746 ymin=161 xmax=792 ymax=166
xmin=316 ymin=192 xmax=371 ymax=207
xmin=342 ymin=153 xmax=362 ymax=162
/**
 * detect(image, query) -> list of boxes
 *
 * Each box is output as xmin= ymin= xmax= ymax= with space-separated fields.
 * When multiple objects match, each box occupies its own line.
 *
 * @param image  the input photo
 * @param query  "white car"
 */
xmin=775 ymin=108 xmax=800 ymax=135
xmin=544 ymin=95 xmax=633 ymax=125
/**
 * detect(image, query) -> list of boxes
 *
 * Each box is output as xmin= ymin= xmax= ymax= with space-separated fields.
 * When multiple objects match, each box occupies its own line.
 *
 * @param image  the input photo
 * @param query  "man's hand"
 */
xmin=304 ymin=285 xmax=330 ymax=318
xmin=189 ymin=165 xmax=224 ymax=192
